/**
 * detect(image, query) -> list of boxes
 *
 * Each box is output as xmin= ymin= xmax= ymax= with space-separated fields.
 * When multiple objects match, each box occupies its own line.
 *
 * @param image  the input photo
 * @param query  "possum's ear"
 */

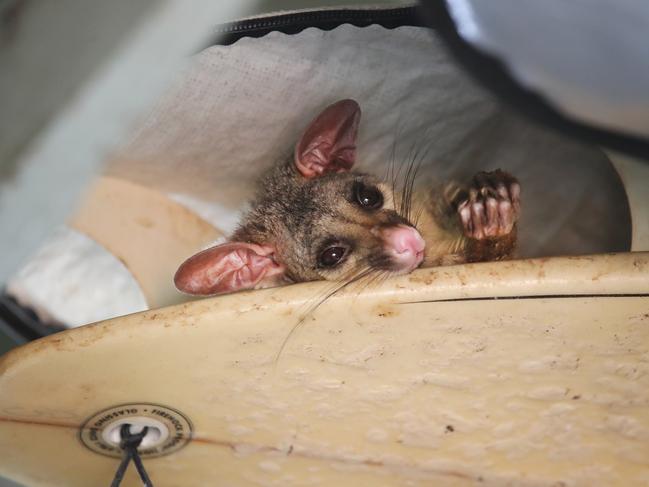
xmin=174 ymin=242 xmax=285 ymax=296
xmin=295 ymin=99 xmax=361 ymax=178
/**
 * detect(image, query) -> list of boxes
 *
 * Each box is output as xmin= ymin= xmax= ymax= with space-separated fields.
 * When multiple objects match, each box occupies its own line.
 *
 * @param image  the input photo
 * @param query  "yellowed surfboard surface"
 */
xmin=70 ymin=176 xmax=223 ymax=309
xmin=1 ymin=253 xmax=648 ymax=486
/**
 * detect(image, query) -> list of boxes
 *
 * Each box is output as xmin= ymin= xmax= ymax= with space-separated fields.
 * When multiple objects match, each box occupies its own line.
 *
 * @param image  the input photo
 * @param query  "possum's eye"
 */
xmin=318 ymin=245 xmax=348 ymax=268
xmin=353 ymin=182 xmax=383 ymax=209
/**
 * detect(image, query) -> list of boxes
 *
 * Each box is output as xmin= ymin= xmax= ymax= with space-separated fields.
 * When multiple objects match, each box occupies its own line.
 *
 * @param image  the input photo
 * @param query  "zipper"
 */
xmin=209 ymin=5 xmax=426 ymax=47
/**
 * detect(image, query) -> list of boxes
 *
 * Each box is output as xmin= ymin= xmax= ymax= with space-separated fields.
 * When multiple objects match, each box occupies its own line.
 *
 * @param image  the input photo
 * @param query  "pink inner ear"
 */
xmin=295 ymin=99 xmax=361 ymax=178
xmin=174 ymin=242 xmax=285 ymax=296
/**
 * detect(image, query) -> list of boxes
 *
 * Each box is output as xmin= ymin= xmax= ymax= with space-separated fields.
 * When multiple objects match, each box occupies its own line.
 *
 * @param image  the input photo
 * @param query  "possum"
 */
xmin=174 ymin=99 xmax=520 ymax=296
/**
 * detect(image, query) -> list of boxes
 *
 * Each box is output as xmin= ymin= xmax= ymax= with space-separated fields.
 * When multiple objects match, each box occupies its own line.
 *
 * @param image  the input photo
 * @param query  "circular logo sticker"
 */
xmin=79 ymin=403 xmax=192 ymax=458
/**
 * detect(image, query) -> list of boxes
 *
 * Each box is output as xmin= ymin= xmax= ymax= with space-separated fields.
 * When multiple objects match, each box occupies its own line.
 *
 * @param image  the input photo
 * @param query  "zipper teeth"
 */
xmin=215 ymin=6 xmax=422 ymax=35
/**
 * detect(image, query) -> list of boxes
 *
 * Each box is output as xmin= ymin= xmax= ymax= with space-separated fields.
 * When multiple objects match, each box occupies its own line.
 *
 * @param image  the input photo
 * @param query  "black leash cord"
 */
xmin=110 ymin=424 xmax=154 ymax=487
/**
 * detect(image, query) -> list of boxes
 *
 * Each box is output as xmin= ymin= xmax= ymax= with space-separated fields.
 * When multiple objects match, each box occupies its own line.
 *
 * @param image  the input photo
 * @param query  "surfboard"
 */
xmin=1 ymin=253 xmax=648 ymax=486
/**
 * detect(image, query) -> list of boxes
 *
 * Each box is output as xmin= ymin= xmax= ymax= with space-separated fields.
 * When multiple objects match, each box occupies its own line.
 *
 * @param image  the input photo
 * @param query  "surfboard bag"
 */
xmin=1 ymin=4 xmax=649 ymax=487
xmin=1 ymin=3 xmax=642 ymax=331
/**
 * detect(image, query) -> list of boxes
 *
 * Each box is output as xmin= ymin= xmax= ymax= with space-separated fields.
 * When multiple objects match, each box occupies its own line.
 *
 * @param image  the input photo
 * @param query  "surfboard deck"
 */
xmin=1 ymin=253 xmax=648 ymax=486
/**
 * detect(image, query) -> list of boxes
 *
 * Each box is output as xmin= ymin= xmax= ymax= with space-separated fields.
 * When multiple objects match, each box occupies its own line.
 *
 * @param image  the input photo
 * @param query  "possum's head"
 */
xmin=174 ymin=99 xmax=425 ymax=296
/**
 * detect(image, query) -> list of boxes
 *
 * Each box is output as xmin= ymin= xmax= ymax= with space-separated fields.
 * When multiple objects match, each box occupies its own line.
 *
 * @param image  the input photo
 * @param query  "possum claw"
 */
xmin=457 ymin=170 xmax=520 ymax=240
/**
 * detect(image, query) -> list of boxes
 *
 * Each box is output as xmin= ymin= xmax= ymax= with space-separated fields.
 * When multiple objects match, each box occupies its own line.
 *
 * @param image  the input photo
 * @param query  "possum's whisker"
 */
xmin=412 ymin=203 xmax=426 ymax=229
xmin=387 ymin=135 xmax=398 ymax=191
xmin=403 ymin=160 xmax=417 ymax=221
xmin=401 ymin=136 xmax=436 ymax=225
xmin=399 ymin=134 xmax=426 ymax=221
xmin=274 ymin=271 xmax=375 ymax=364
xmin=397 ymin=151 xmax=410 ymax=217
xmin=349 ymin=268 xmax=382 ymax=297
xmin=273 ymin=264 xmax=377 ymax=364
xmin=388 ymin=118 xmax=408 ymax=197
xmin=366 ymin=270 xmax=392 ymax=291
xmin=355 ymin=269 xmax=390 ymax=295
xmin=400 ymin=148 xmax=422 ymax=223
xmin=345 ymin=266 xmax=384 ymax=298
xmin=393 ymin=162 xmax=406 ymax=210
xmin=389 ymin=156 xmax=397 ymax=207
xmin=301 ymin=262 xmax=377 ymax=310
xmin=407 ymin=152 xmax=425 ymax=221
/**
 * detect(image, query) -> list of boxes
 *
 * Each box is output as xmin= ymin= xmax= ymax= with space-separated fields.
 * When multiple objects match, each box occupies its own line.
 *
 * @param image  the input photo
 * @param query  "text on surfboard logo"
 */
xmin=79 ymin=403 xmax=192 ymax=458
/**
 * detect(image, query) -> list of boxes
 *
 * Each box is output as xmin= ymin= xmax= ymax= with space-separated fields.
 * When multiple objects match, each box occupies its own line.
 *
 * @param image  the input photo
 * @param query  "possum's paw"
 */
xmin=456 ymin=169 xmax=520 ymax=240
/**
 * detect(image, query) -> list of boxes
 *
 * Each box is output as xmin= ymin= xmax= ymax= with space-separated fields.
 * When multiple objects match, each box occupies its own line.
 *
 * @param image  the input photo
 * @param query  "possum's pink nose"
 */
xmin=381 ymin=225 xmax=425 ymax=272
